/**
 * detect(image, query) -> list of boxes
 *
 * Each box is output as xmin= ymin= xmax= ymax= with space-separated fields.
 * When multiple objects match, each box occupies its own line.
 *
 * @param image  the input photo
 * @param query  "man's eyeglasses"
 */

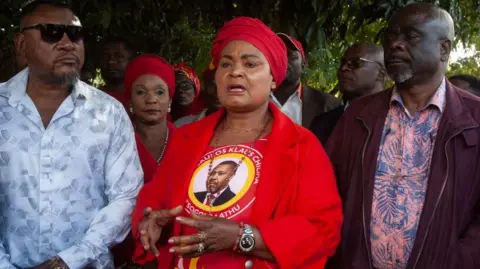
xmin=21 ymin=24 xmax=84 ymax=44
xmin=340 ymin=57 xmax=382 ymax=70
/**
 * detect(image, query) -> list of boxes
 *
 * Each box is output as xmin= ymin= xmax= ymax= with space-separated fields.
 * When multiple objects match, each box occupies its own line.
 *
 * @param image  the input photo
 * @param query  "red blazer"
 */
xmin=131 ymin=102 xmax=343 ymax=268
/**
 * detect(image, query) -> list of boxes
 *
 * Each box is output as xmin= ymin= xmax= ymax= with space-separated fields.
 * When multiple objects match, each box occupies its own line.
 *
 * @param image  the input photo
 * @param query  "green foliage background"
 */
xmin=0 ymin=0 xmax=479 ymax=90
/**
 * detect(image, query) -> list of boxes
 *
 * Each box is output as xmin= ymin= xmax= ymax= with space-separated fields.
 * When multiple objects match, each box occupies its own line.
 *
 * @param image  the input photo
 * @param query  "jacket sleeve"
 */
xmin=257 ymin=136 xmax=343 ymax=268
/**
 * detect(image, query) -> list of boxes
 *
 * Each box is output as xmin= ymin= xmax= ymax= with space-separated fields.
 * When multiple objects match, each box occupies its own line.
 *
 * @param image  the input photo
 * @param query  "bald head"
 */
xmin=383 ymin=3 xmax=454 ymax=86
xmin=337 ymin=43 xmax=386 ymax=102
xmin=392 ymin=3 xmax=454 ymax=42
xmin=347 ymin=43 xmax=384 ymax=68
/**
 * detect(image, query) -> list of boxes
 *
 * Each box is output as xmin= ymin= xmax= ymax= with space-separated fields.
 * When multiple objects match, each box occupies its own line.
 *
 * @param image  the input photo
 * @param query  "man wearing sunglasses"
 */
xmin=326 ymin=3 xmax=480 ymax=269
xmin=309 ymin=43 xmax=386 ymax=144
xmin=0 ymin=1 xmax=143 ymax=269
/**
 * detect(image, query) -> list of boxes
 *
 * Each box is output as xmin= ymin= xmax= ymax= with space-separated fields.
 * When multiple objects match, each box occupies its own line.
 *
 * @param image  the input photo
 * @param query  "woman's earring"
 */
xmin=271 ymin=82 xmax=276 ymax=90
xmin=168 ymin=104 xmax=171 ymax=113
xmin=129 ymin=104 xmax=133 ymax=114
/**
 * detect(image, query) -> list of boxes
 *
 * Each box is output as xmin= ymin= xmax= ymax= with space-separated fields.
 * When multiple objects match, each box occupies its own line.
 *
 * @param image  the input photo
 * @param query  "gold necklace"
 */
xmin=205 ymin=115 xmax=271 ymax=215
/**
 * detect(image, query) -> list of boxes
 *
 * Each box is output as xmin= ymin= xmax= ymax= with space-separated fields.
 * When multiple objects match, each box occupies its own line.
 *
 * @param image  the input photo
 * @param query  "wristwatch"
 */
xmin=238 ymin=224 xmax=255 ymax=252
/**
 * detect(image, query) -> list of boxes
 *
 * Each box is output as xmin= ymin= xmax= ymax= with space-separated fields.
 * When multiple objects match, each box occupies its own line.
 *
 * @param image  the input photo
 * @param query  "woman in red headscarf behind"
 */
xmin=112 ymin=54 xmax=176 ymax=267
xmin=170 ymin=63 xmax=206 ymax=121
xmin=130 ymin=17 xmax=342 ymax=269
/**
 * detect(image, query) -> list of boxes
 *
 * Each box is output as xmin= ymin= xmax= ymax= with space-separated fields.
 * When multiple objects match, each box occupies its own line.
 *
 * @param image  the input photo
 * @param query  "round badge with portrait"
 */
xmin=184 ymin=143 xmax=264 ymax=220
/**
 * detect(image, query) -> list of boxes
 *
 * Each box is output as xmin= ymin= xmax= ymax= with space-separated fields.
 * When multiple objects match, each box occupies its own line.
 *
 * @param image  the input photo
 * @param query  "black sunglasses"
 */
xmin=21 ymin=24 xmax=84 ymax=44
xmin=340 ymin=57 xmax=382 ymax=70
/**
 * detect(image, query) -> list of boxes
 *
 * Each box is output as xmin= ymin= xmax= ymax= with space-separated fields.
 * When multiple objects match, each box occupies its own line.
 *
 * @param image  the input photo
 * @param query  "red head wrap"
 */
xmin=277 ymin=33 xmax=306 ymax=60
xmin=173 ymin=63 xmax=201 ymax=96
xmin=211 ymin=17 xmax=287 ymax=85
xmin=123 ymin=54 xmax=175 ymax=104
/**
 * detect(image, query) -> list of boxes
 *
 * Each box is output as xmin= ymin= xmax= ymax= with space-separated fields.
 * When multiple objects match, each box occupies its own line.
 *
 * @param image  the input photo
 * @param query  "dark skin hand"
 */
xmin=169 ymin=214 xmax=275 ymax=262
xmin=138 ymin=205 xmax=183 ymax=256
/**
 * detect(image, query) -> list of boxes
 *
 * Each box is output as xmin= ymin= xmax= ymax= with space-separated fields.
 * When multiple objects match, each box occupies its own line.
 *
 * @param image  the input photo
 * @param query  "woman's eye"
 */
xmin=135 ymin=89 xmax=145 ymax=95
xmin=245 ymin=62 xmax=257 ymax=68
xmin=220 ymin=62 xmax=232 ymax=68
xmin=156 ymin=89 xmax=165 ymax=95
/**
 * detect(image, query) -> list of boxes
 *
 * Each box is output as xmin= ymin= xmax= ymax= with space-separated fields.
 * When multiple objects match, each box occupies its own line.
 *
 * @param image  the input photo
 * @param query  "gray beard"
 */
xmin=40 ymin=71 xmax=80 ymax=88
xmin=391 ymin=69 xmax=414 ymax=84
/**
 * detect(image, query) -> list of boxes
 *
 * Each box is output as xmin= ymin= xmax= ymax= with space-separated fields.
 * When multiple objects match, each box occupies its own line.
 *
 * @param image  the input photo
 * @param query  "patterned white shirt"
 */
xmin=0 ymin=69 xmax=143 ymax=269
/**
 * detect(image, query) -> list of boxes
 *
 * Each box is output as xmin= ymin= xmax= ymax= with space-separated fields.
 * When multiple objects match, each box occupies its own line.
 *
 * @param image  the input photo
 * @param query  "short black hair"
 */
xmin=450 ymin=74 xmax=480 ymax=92
xmin=100 ymin=36 xmax=135 ymax=57
xmin=20 ymin=0 xmax=72 ymax=19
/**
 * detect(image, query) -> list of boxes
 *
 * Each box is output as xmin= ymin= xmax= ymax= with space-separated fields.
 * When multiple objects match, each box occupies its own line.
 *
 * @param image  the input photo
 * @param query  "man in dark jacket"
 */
xmin=326 ymin=3 xmax=480 ymax=269
xmin=272 ymin=34 xmax=341 ymax=127
xmin=310 ymin=43 xmax=386 ymax=144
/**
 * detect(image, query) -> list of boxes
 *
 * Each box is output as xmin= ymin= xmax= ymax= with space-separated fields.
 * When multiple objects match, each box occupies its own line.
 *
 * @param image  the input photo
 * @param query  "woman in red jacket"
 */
xmin=113 ymin=54 xmax=177 ymax=267
xmin=131 ymin=17 xmax=342 ymax=269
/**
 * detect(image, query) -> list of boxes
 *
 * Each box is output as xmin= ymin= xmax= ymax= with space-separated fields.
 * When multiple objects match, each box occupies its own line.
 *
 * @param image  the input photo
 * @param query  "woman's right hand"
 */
xmin=138 ymin=205 xmax=183 ymax=256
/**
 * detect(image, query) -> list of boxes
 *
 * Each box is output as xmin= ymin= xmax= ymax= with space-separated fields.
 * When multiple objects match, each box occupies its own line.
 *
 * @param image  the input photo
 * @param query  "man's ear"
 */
xmin=440 ymin=39 xmax=452 ymax=62
xmin=14 ymin=33 xmax=26 ymax=58
xmin=376 ymin=67 xmax=388 ymax=82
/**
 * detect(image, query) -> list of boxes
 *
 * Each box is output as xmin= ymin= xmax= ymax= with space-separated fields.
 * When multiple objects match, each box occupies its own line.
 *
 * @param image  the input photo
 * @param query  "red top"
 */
xmin=112 ymin=122 xmax=176 ymax=267
xmin=175 ymin=139 xmax=267 ymax=269
xmin=131 ymin=102 xmax=343 ymax=269
xmin=136 ymin=121 xmax=177 ymax=184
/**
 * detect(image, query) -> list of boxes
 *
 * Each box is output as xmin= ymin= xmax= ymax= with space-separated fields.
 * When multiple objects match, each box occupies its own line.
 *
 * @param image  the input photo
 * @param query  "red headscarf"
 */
xmin=123 ymin=54 xmax=175 ymax=104
xmin=174 ymin=62 xmax=201 ymax=95
xmin=211 ymin=17 xmax=288 ymax=85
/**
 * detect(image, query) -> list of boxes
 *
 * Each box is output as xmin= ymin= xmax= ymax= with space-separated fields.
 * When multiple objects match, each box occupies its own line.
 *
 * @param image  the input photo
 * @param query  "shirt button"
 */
xmin=245 ymin=260 xmax=253 ymax=269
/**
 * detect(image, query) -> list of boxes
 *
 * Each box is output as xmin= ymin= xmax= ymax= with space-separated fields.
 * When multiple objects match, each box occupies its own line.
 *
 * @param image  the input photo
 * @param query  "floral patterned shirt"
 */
xmin=370 ymin=79 xmax=446 ymax=269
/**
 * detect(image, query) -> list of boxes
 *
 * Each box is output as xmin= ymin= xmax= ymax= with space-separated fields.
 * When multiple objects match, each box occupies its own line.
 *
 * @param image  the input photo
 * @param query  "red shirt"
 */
xmin=175 ymin=140 xmax=267 ymax=269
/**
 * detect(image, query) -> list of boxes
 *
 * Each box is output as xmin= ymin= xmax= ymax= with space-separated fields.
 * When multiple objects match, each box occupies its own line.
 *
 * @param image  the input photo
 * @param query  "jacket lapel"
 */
xmin=251 ymin=103 xmax=299 ymax=224
xmin=356 ymin=89 xmax=391 ymax=263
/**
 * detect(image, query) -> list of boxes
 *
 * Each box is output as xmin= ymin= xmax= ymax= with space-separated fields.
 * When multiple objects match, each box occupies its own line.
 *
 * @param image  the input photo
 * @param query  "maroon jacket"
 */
xmin=325 ymin=81 xmax=480 ymax=269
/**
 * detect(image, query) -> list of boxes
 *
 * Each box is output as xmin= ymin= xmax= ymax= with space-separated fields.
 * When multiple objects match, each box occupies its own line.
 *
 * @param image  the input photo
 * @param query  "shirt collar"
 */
xmin=391 ymin=77 xmax=446 ymax=114
xmin=0 ymin=68 xmax=89 ymax=106
xmin=270 ymin=82 xmax=303 ymax=107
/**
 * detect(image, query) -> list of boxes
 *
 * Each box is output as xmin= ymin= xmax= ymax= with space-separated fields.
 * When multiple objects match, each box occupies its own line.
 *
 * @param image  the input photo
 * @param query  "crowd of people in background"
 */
xmin=1 ymin=0 xmax=480 ymax=269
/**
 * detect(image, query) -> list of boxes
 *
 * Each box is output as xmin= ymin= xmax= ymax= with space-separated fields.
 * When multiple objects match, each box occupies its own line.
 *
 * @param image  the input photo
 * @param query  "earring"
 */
xmin=168 ymin=105 xmax=171 ymax=113
xmin=129 ymin=104 xmax=133 ymax=114
xmin=271 ymin=82 xmax=276 ymax=89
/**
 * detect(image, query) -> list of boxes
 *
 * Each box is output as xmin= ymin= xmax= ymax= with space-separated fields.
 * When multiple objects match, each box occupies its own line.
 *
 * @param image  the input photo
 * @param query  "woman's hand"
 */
xmin=168 ymin=214 xmax=241 ymax=258
xmin=138 ymin=205 xmax=183 ymax=256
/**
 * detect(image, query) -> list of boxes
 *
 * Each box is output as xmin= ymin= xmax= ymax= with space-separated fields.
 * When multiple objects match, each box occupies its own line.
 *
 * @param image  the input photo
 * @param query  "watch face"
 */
xmin=240 ymin=235 xmax=255 ymax=251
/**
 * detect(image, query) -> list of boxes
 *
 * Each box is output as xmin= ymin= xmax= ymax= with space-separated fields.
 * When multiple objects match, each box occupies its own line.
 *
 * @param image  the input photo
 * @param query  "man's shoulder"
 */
xmin=77 ymin=81 xmax=127 ymax=114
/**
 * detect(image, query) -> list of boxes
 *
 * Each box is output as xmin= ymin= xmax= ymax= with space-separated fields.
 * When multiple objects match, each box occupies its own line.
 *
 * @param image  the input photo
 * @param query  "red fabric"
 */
xmin=123 ymin=54 xmax=176 ymax=105
xmin=173 ymin=63 xmax=201 ymax=95
xmin=112 ymin=122 xmax=176 ymax=267
xmin=136 ymin=121 xmax=176 ymax=184
xmin=131 ymin=103 xmax=343 ymax=268
xmin=173 ymin=63 xmax=206 ymax=119
xmin=277 ymin=33 xmax=306 ymax=60
xmin=175 ymin=140 xmax=268 ymax=268
xmin=211 ymin=17 xmax=287 ymax=85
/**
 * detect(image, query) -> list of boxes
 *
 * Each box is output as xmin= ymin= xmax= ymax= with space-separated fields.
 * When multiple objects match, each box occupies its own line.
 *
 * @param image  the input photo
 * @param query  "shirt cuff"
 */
xmin=58 ymin=244 xmax=92 ymax=269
